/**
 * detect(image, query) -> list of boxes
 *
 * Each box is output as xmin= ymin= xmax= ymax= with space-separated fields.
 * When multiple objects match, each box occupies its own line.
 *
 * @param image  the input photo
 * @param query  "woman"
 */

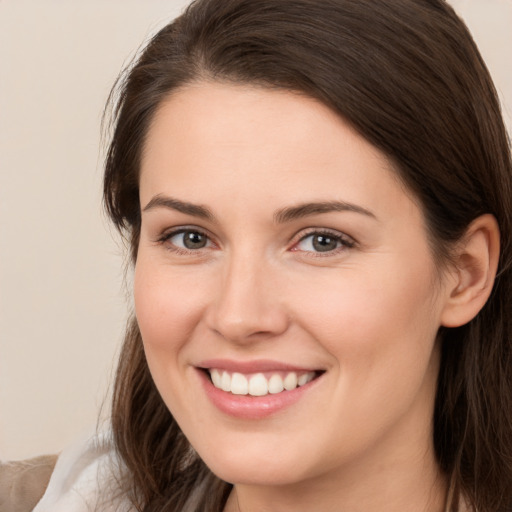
xmin=33 ymin=0 xmax=512 ymax=511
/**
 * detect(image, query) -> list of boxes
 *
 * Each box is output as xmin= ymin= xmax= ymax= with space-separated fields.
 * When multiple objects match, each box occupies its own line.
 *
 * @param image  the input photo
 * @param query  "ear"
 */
xmin=440 ymin=214 xmax=500 ymax=328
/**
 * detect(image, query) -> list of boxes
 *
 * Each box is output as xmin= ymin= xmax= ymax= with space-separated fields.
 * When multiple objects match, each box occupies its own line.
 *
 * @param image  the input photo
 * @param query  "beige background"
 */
xmin=0 ymin=0 xmax=511 ymax=461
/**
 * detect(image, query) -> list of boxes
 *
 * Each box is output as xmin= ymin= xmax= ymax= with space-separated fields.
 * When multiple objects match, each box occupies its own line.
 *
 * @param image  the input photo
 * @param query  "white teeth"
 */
xmin=211 ymin=369 xmax=222 ymax=388
xmin=283 ymin=372 xmax=298 ymax=390
xmin=268 ymin=374 xmax=284 ymax=394
xmin=231 ymin=372 xmax=248 ymax=395
xmin=298 ymin=373 xmax=310 ymax=386
xmin=248 ymin=373 xmax=268 ymax=396
xmin=221 ymin=371 xmax=231 ymax=392
xmin=209 ymin=369 xmax=317 ymax=396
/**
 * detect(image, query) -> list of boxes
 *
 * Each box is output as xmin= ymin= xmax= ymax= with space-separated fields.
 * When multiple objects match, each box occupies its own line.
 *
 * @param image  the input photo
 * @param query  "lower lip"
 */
xmin=197 ymin=369 xmax=322 ymax=419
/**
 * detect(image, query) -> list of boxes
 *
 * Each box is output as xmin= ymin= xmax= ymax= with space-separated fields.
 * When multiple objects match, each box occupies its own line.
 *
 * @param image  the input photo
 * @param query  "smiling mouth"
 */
xmin=206 ymin=369 xmax=322 ymax=397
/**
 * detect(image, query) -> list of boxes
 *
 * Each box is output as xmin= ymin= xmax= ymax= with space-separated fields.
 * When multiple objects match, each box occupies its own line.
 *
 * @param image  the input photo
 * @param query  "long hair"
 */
xmin=103 ymin=1 xmax=512 ymax=510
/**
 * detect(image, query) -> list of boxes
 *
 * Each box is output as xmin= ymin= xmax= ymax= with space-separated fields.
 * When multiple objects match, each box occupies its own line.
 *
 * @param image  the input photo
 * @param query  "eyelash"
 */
xmin=291 ymin=228 xmax=356 ymax=256
xmin=156 ymin=227 xmax=356 ymax=256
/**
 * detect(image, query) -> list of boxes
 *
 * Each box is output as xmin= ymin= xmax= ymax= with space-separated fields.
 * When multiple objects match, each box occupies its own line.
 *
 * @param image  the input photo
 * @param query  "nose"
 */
xmin=205 ymin=252 xmax=289 ymax=344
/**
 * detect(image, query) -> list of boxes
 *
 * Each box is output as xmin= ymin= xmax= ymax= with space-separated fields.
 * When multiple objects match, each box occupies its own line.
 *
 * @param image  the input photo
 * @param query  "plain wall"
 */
xmin=0 ymin=0 xmax=511 ymax=461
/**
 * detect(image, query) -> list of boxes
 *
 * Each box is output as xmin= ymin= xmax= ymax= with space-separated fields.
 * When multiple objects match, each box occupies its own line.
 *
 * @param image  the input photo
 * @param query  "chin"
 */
xmin=194 ymin=437 xmax=313 ymax=486
xmin=208 ymin=461 xmax=305 ymax=487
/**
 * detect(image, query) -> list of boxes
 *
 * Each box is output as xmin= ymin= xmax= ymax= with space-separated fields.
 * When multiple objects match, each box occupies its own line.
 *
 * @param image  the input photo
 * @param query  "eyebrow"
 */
xmin=142 ymin=194 xmax=376 ymax=223
xmin=142 ymin=195 xmax=214 ymax=220
xmin=273 ymin=201 xmax=377 ymax=223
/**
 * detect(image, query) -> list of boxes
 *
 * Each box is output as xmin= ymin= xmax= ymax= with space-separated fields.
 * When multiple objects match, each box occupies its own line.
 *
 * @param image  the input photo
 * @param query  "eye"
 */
xmin=160 ymin=228 xmax=213 ymax=252
xmin=293 ymin=230 xmax=354 ymax=254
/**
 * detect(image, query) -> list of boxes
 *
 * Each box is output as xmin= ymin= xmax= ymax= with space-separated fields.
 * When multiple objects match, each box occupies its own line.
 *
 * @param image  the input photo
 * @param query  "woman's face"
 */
xmin=135 ymin=82 xmax=455 ymax=487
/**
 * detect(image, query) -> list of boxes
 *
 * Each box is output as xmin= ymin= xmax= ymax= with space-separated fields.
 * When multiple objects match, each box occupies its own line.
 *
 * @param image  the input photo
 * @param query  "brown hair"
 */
xmin=103 ymin=1 xmax=512 ymax=510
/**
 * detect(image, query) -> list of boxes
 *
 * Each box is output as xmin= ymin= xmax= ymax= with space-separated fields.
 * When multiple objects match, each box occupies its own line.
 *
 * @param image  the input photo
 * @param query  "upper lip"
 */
xmin=196 ymin=359 xmax=321 ymax=373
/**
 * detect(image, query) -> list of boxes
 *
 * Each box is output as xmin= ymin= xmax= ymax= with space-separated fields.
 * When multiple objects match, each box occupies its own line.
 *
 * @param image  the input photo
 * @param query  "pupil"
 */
xmin=312 ymin=235 xmax=337 ymax=252
xmin=184 ymin=231 xmax=206 ymax=249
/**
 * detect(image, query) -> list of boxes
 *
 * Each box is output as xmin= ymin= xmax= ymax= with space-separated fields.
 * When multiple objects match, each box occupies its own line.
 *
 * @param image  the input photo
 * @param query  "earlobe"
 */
xmin=440 ymin=214 xmax=500 ymax=328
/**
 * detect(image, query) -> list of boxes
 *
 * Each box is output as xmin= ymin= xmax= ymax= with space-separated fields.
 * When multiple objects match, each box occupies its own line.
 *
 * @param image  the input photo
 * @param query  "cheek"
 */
xmin=133 ymin=256 xmax=215 ymax=419
xmin=133 ymin=256 xmax=208 ymax=360
xmin=289 ymin=262 xmax=441 ymax=451
xmin=290 ymin=255 xmax=441 ymax=379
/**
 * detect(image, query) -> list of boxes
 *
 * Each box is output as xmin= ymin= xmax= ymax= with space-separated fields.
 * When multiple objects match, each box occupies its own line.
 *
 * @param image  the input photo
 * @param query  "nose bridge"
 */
xmin=207 ymin=246 xmax=288 ymax=342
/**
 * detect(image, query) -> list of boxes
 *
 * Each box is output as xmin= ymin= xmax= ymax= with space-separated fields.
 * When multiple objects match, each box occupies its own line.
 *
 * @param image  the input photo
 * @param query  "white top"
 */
xmin=33 ymin=432 xmax=133 ymax=512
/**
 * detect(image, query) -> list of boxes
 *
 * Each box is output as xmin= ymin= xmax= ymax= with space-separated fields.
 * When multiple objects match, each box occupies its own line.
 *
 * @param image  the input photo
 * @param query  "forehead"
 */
xmin=139 ymin=81 xmax=415 ymax=221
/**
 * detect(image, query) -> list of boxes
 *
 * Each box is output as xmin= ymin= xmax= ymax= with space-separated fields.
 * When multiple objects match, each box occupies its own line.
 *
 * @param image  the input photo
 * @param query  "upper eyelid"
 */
xmin=158 ymin=225 xmax=211 ymax=241
xmin=292 ymin=227 xmax=355 ymax=244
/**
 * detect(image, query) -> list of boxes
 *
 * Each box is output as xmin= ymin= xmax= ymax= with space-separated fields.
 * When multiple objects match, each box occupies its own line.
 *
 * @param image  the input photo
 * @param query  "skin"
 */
xmin=134 ymin=82 xmax=461 ymax=512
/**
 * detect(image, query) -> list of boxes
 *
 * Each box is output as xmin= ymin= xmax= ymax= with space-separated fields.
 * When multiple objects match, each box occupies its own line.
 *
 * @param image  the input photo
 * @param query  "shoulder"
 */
xmin=0 ymin=454 xmax=58 ymax=512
